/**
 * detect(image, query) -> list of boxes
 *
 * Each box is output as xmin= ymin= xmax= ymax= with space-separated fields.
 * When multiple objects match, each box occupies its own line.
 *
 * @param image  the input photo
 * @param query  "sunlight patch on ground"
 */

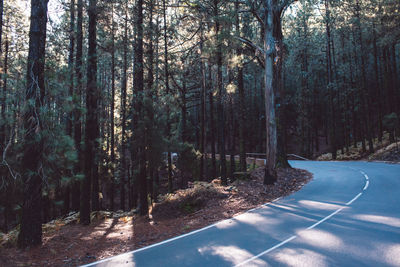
xmin=273 ymin=248 xmax=328 ymax=267
xmin=384 ymin=243 xmax=400 ymax=266
xmin=298 ymin=200 xmax=344 ymax=211
xmin=353 ymin=214 xmax=400 ymax=228
xmin=98 ymin=253 xmax=137 ymax=266
xmin=215 ymin=219 xmax=238 ymax=229
xmin=296 ymin=229 xmax=343 ymax=250
xmin=198 ymin=245 xmax=267 ymax=266
xmin=235 ymin=212 xmax=279 ymax=226
xmin=81 ymin=218 xmax=133 ymax=241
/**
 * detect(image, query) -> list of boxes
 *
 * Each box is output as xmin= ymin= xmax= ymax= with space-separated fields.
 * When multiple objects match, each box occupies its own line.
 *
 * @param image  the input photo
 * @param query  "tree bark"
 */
xmin=72 ymin=0 xmax=83 ymax=212
xmin=109 ymin=3 xmax=116 ymax=211
xmin=355 ymin=0 xmax=373 ymax=153
xmin=135 ymin=0 xmax=148 ymax=215
xmin=235 ymin=0 xmax=246 ymax=172
xmin=120 ymin=2 xmax=128 ymax=211
xmin=325 ymin=0 xmax=337 ymax=160
xmin=263 ymin=0 xmax=277 ymax=185
xmin=208 ymin=62 xmax=217 ymax=180
xmin=199 ymin=24 xmax=206 ymax=180
xmin=81 ymin=0 xmax=99 ymax=224
xmin=162 ymin=0 xmax=173 ymax=193
xmin=18 ymin=0 xmax=49 ymax=248
xmin=273 ymin=4 xmax=290 ymax=167
xmin=214 ymin=0 xmax=227 ymax=185
xmin=63 ymin=0 xmax=75 ymax=215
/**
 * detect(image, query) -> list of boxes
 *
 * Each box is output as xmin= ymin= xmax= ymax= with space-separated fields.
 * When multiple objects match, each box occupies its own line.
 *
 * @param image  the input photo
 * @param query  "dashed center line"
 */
xmin=235 ymin=168 xmax=370 ymax=267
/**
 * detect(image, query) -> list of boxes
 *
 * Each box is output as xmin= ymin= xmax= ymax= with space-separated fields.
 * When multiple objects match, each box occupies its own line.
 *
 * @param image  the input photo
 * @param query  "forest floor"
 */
xmin=0 ymin=167 xmax=311 ymax=267
xmin=367 ymin=140 xmax=400 ymax=162
xmin=317 ymin=132 xmax=400 ymax=162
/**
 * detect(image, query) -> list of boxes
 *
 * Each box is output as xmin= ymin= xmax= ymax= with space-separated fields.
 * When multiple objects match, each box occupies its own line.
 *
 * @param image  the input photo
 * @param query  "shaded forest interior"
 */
xmin=0 ymin=0 xmax=399 ymax=248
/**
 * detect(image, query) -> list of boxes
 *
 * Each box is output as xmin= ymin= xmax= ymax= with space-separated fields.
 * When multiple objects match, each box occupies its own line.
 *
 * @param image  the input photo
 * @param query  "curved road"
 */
xmin=83 ymin=161 xmax=400 ymax=267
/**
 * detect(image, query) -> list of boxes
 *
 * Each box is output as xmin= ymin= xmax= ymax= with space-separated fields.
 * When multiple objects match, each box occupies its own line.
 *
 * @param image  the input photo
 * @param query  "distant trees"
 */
xmin=284 ymin=0 xmax=400 ymax=159
xmin=0 ymin=0 xmax=398 ymax=247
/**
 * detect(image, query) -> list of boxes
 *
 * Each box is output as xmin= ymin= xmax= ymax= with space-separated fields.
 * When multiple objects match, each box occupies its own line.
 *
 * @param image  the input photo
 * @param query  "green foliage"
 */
xmin=175 ymin=142 xmax=201 ymax=179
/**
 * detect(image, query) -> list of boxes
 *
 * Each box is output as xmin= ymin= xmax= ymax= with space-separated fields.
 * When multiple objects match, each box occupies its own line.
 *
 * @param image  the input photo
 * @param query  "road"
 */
xmin=82 ymin=161 xmax=400 ymax=267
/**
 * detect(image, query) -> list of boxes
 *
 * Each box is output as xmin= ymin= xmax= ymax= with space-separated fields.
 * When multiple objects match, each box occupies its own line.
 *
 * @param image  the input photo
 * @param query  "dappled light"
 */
xmin=235 ymin=212 xmax=280 ymax=229
xmin=353 ymin=214 xmax=400 ymax=228
xmin=0 ymin=0 xmax=399 ymax=262
xmin=215 ymin=219 xmax=238 ymax=230
xmin=298 ymin=200 xmax=345 ymax=211
xmin=273 ymin=248 xmax=329 ymax=267
xmin=296 ymin=229 xmax=343 ymax=250
xmin=383 ymin=243 xmax=400 ymax=266
xmin=198 ymin=245 xmax=267 ymax=266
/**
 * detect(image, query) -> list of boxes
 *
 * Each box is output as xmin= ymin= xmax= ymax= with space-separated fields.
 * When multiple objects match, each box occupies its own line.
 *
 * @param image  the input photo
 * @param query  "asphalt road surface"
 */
xmin=82 ymin=161 xmax=400 ymax=267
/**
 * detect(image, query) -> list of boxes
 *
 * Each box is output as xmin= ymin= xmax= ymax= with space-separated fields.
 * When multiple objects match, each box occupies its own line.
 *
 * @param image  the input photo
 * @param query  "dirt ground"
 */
xmin=0 ymin=167 xmax=312 ymax=267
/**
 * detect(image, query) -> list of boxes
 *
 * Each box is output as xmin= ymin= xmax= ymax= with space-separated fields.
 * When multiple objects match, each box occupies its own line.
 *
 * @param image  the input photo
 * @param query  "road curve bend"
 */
xmin=82 ymin=161 xmax=400 ymax=267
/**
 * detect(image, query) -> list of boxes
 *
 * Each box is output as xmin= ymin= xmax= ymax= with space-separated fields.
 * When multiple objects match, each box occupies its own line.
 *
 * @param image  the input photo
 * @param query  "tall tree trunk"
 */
xmin=146 ymin=0 xmax=155 ymax=202
xmin=199 ymin=24 xmax=206 ymax=180
xmin=325 ymin=0 xmax=337 ymax=160
xmin=0 ymin=0 xmax=3 ymax=148
xmin=208 ymin=62 xmax=217 ymax=179
xmin=391 ymin=44 xmax=399 ymax=117
xmin=273 ymin=5 xmax=290 ymax=167
xmin=355 ymin=0 xmax=373 ymax=153
xmin=67 ymin=0 xmax=75 ymax=137
xmin=163 ymin=0 xmax=173 ymax=193
xmin=18 ymin=0 xmax=48 ymax=248
xmin=1 ymin=35 xmax=7 ymax=149
xmin=372 ymin=23 xmax=383 ymax=142
xmin=81 ymin=0 xmax=98 ymax=224
xmin=120 ymin=2 xmax=128 ymax=211
xmin=0 ymin=1 xmax=5 ymax=167
xmin=135 ymin=0 xmax=148 ymax=215
xmin=214 ymin=0 xmax=227 ymax=185
xmin=235 ymin=0 xmax=246 ymax=172
xmin=109 ymin=3 xmax=116 ymax=211
xmin=63 ymin=0 xmax=75 ymax=215
xmin=72 ymin=0 xmax=83 ymax=212
xmin=180 ymin=78 xmax=187 ymax=143
xmin=263 ymin=0 xmax=277 ymax=185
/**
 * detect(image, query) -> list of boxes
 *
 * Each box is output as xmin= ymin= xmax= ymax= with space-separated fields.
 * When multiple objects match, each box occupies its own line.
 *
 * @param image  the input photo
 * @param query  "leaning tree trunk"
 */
xmin=263 ymin=0 xmax=277 ymax=185
xmin=18 ymin=0 xmax=49 ymax=248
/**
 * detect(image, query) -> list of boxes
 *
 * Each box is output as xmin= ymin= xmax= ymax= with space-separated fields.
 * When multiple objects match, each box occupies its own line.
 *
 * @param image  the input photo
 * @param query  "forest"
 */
xmin=0 ymin=0 xmax=399 ymax=252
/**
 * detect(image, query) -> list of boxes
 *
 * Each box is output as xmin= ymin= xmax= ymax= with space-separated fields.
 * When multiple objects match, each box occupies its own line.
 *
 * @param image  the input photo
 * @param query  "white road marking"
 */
xmin=306 ymin=207 xmax=345 ymax=230
xmin=235 ymin=167 xmax=371 ymax=266
xmin=234 ymin=235 xmax=297 ymax=267
xmin=363 ymin=180 xmax=369 ymax=190
xmin=346 ymin=192 xmax=362 ymax=205
xmin=80 ymin=223 xmax=218 ymax=267
xmin=82 ymin=164 xmax=371 ymax=267
xmin=81 ymin=195 xmax=284 ymax=266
